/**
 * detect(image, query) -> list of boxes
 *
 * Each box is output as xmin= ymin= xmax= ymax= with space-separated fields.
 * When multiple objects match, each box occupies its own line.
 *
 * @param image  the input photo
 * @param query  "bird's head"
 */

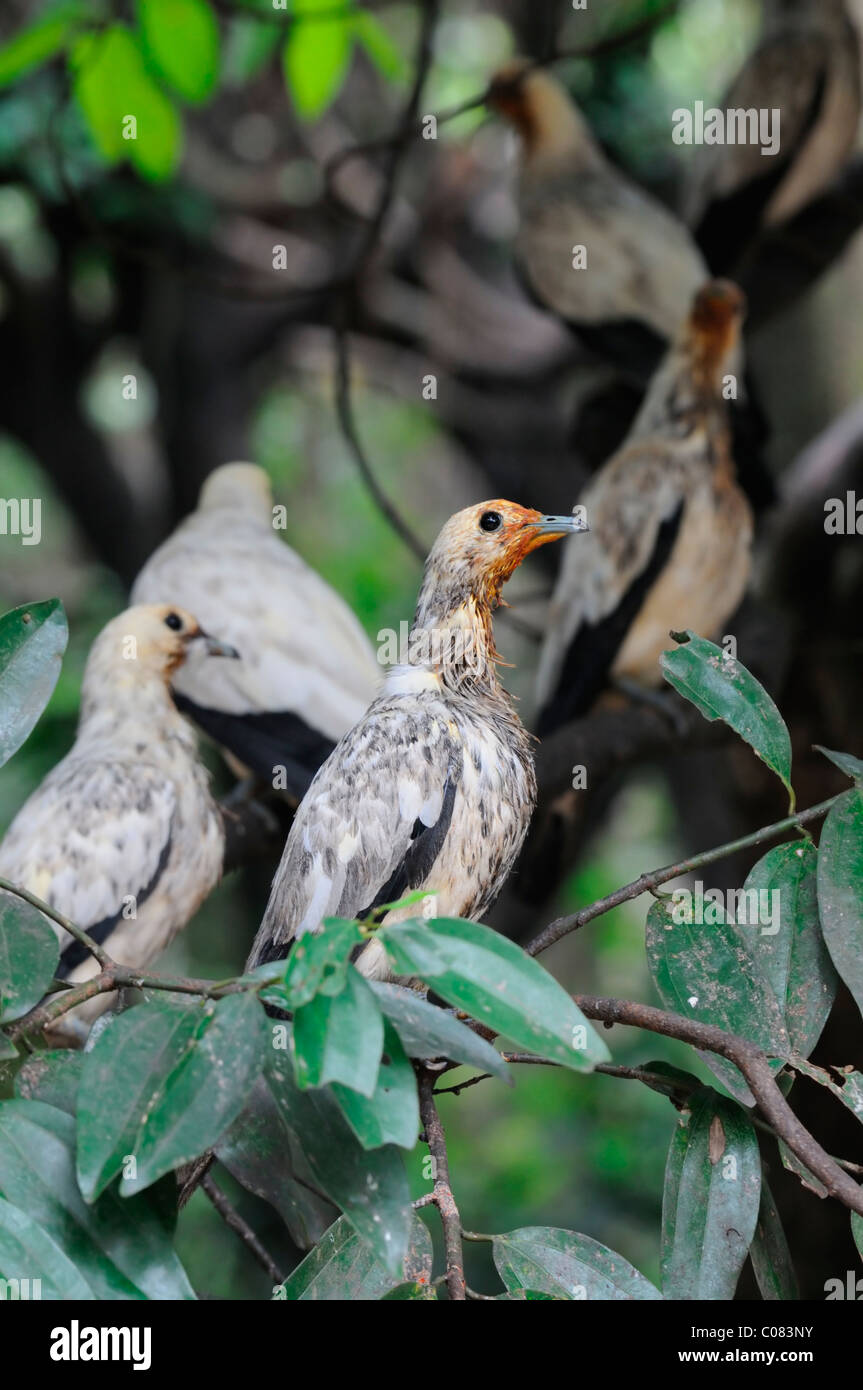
xmin=487 ymin=60 xmax=588 ymax=161
xmin=425 ymin=501 xmax=587 ymax=608
xmin=685 ymin=279 xmax=747 ymax=387
xmin=198 ymin=463 xmax=273 ymax=519
xmin=95 ymin=605 xmax=240 ymax=682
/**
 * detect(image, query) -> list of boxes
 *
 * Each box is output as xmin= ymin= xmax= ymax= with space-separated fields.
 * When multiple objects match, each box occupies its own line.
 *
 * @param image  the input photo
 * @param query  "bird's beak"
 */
xmin=195 ymin=629 xmax=241 ymax=660
xmin=532 ymin=512 xmax=589 ymax=538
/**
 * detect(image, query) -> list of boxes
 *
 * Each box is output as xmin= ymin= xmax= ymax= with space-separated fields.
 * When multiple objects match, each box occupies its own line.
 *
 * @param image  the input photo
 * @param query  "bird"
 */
xmin=0 ymin=604 xmax=236 ymax=1041
xmin=487 ymin=59 xmax=709 ymax=374
xmin=535 ymin=280 xmax=754 ymax=736
xmin=247 ymin=500 xmax=587 ymax=979
xmin=687 ymin=0 xmax=861 ymax=273
xmin=131 ymin=463 xmax=381 ymax=798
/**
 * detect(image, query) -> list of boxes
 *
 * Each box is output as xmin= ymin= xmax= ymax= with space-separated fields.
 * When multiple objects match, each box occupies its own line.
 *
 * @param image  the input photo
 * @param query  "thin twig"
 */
xmin=0 ymin=876 xmax=112 ymax=967
xmin=201 ymin=1174 xmax=285 ymax=1286
xmin=418 ymin=1066 xmax=466 ymax=1300
xmin=526 ymin=794 xmax=840 ymax=957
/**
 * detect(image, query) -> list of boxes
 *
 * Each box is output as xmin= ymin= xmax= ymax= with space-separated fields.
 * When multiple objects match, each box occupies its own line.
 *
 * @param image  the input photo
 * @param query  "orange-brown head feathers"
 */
xmin=682 ymin=279 xmax=746 ymax=391
xmin=423 ymin=500 xmax=586 ymax=609
xmin=487 ymin=61 xmax=589 ymax=163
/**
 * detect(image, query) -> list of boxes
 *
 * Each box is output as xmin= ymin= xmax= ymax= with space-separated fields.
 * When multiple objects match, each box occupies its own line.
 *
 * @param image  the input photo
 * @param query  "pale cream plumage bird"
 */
xmin=247 ymin=501 xmax=586 ymax=979
xmin=0 ymin=604 xmax=235 ymax=1040
xmin=487 ymin=60 xmax=709 ymax=369
xmin=536 ymin=281 xmax=754 ymax=735
xmin=132 ymin=463 xmax=381 ymax=797
xmin=688 ymin=0 xmax=861 ymax=272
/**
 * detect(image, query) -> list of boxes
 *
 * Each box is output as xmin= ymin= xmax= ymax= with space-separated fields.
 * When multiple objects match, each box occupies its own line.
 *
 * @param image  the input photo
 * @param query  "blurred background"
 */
xmin=1 ymin=0 xmax=862 ymax=1298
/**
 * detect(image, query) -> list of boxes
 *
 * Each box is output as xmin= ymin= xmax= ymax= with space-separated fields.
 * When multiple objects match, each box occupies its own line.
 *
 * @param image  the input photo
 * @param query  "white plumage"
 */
xmin=0 ymin=604 xmax=229 ymax=1039
xmin=132 ymin=463 xmax=381 ymax=793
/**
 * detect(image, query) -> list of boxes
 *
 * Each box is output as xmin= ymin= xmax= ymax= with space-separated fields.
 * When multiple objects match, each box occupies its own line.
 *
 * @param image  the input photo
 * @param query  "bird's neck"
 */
xmin=77 ymin=670 xmax=196 ymax=751
xmin=409 ymin=586 xmax=505 ymax=696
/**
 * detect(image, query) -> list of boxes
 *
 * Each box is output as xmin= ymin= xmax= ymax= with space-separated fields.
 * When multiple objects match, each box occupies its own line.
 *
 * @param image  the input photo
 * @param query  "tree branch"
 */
xmin=576 ymin=995 xmax=863 ymax=1217
xmin=201 ymin=1174 xmax=285 ymax=1286
xmin=526 ymin=794 xmax=840 ymax=958
xmin=418 ymin=1066 xmax=466 ymax=1300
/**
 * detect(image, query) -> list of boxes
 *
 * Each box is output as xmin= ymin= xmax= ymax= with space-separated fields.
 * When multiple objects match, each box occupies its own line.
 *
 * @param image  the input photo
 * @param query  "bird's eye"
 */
xmin=164 ymin=612 xmax=183 ymax=632
xmin=480 ymin=510 xmax=503 ymax=533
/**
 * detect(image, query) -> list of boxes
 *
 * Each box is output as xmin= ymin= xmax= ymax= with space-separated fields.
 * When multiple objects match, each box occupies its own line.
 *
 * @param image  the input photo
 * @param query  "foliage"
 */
xmin=1 ymin=604 xmax=861 ymax=1300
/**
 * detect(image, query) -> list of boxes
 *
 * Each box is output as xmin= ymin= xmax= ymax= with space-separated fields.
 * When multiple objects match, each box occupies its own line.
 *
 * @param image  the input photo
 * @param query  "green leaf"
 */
xmin=331 ymin=1023 xmax=419 ymax=1149
xmin=221 ymin=1042 xmax=411 ymax=1275
xmin=76 ymin=994 xmax=266 ymax=1201
xmin=789 ymin=1056 xmax=863 ymax=1125
xmin=370 ymin=981 xmax=512 ymax=1083
xmin=283 ymin=14 xmax=353 ymax=120
xmin=0 ymin=890 xmax=60 ymax=1023
xmin=749 ymin=1174 xmax=799 ymax=1300
xmin=292 ymin=966 xmax=383 ymax=1095
xmin=0 ymin=1196 xmax=94 ymax=1299
xmin=0 ymin=599 xmax=68 ymax=767
xmin=740 ymin=841 xmax=837 ymax=1058
xmin=280 ymin=1212 xmax=431 ymax=1300
xmin=280 ymin=918 xmax=363 ymax=1008
xmin=816 ymin=788 xmax=863 ymax=1022
xmin=778 ymin=1139 xmax=827 ymax=1199
xmin=379 ymin=917 xmax=610 ymax=1072
xmin=814 ymin=746 xmax=863 ymax=785
xmin=381 ymin=1280 xmax=437 ymax=1299
xmin=852 ymin=1212 xmax=863 ymax=1262
xmin=645 ymin=897 xmax=788 ymax=1105
xmin=494 ymin=1227 xmax=663 ymax=1300
xmin=222 ymin=16 xmax=281 ymax=85
xmin=138 ymin=0 xmax=220 ymax=103
xmin=0 ymin=3 xmax=84 ymax=89
xmin=71 ymin=25 xmax=181 ymax=181
xmin=661 ymin=1088 xmax=761 ymax=1300
xmin=15 ymin=1050 xmax=82 ymax=1116
xmin=352 ymin=11 xmax=406 ymax=81
xmin=0 ymin=1100 xmax=196 ymax=1299
xmin=215 ymin=1071 xmax=337 ymax=1250
xmin=661 ymin=633 xmax=794 ymax=804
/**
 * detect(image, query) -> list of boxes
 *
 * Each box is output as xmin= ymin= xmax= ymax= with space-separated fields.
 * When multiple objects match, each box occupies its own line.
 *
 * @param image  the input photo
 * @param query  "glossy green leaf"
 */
xmin=381 ymin=1280 xmax=437 ymax=1299
xmin=0 ymin=599 xmax=67 ymax=767
xmin=331 ymin=1023 xmax=419 ymax=1149
xmin=279 ymin=1213 xmax=431 ymax=1300
xmin=646 ymin=897 xmax=788 ymax=1105
xmin=0 ymin=1196 xmax=94 ymax=1300
xmin=749 ymin=1174 xmax=799 ymax=1300
xmin=216 ymin=1071 xmax=337 ymax=1249
xmin=741 ymin=841 xmax=837 ymax=1057
xmin=817 ymin=788 xmax=863 ymax=1021
xmin=0 ymin=3 xmax=83 ymax=89
xmin=76 ymin=994 xmax=266 ymax=1201
xmin=379 ymin=917 xmax=610 ymax=1072
xmin=661 ymin=633 xmax=793 ymax=802
xmin=292 ymin=965 xmax=383 ymax=1095
xmin=352 ymin=11 xmax=405 ymax=81
xmin=0 ymin=1100 xmax=195 ymax=1299
xmin=493 ymin=1227 xmax=662 ymax=1300
xmin=814 ymin=746 xmax=863 ymax=785
xmin=661 ymin=1088 xmax=761 ymax=1300
xmin=71 ymin=25 xmax=181 ymax=180
xmin=15 ymin=1050 xmax=82 ymax=1115
xmin=370 ymin=981 xmax=511 ymax=1083
xmin=0 ymin=890 xmax=60 ymax=1023
xmin=280 ymin=918 xmax=363 ymax=1008
xmin=138 ymin=0 xmax=219 ymax=103
xmin=283 ymin=14 xmax=353 ymax=120
xmin=222 ymin=1042 xmax=411 ymax=1274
